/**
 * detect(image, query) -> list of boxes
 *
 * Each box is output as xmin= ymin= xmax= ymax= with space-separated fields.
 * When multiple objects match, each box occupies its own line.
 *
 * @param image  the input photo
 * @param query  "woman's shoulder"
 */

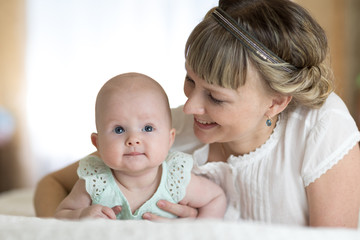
xmin=281 ymin=92 xmax=359 ymax=158
xmin=293 ymin=93 xmax=360 ymax=186
xmin=287 ymin=93 xmax=356 ymax=128
xmin=318 ymin=92 xmax=353 ymax=115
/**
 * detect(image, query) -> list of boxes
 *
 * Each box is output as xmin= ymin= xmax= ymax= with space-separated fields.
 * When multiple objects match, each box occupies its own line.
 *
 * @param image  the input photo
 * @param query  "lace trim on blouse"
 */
xmin=228 ymin=114 xmax=283 ymax=165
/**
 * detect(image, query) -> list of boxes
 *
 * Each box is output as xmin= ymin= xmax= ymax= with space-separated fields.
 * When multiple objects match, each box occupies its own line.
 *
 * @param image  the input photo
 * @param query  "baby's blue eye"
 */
xmin=114 ymin=126 xmax=125 ymax=134
xmin=142 ymin=125 xmax=153 ymax=132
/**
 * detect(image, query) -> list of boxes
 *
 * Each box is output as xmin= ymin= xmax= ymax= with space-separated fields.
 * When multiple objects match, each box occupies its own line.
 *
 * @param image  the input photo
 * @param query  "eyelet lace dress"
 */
xmin=77 ymin=151 xmax=193 ymax=219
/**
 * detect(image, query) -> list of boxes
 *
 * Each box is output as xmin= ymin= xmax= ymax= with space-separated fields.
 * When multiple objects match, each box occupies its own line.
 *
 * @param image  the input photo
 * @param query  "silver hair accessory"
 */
xmin=212 ymin=7 xmax=296 ymax=73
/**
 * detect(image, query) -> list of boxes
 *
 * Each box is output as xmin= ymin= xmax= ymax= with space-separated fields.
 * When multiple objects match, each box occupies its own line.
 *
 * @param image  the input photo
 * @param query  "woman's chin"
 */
xmin=193 ymin=126 xmax=217 ymax=144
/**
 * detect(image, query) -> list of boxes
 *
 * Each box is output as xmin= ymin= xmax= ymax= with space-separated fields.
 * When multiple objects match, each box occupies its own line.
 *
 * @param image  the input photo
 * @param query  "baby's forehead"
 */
xmin=99 ymin=85 xmax=167 ymax=113
xmin=99 ymin=92 xmax=171 ymax=125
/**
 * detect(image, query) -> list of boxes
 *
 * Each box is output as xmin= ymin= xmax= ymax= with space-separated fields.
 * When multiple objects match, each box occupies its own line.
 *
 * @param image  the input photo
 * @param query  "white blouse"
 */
xmin=170 ymin=93 xmax=360 ymax=226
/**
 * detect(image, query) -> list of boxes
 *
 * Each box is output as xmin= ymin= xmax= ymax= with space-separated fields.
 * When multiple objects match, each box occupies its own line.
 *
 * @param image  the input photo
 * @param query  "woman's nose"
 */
xmin=183 ymin=92 xmax=205 ymax=115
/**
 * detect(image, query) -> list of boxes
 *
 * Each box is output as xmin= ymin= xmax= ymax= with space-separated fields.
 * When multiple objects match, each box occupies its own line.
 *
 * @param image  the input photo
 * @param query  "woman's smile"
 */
xmin=194 ymin=117 xmax=218 ymax=129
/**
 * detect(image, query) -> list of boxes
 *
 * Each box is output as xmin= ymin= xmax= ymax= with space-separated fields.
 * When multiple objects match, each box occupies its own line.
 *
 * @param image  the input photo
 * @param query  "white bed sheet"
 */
xmin=0 ymin=188 xmax=35 ymax=217
xmin=0 ymin=188 xmax=359 ymax=240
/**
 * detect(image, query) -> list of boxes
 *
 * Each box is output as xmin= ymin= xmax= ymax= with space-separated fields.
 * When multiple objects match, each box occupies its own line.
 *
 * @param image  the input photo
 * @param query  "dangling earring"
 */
xmin=266 ymin=116 xmax=272 ymax=127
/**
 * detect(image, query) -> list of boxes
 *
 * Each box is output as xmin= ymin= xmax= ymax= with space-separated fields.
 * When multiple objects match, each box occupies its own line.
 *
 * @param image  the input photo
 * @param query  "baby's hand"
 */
xmin=79 ymin=205 xmax=122 ymax=219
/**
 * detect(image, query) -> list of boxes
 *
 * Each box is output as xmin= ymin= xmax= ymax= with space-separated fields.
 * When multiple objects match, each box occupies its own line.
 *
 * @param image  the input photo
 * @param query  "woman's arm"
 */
xmin=180 ymin=173 xmax=227 ymax=218
xmin=33 ymin=160 xmax=79 ymax=217
xmin=306 ymin=144 xmax=360 ymax=228
xmin=143 ymin=174 xmax=226 ymax=220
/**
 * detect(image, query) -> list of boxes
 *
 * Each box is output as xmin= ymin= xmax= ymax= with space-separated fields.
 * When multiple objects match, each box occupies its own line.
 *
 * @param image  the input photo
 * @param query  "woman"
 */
xmin=34 ymin=0 xmax=360 ymax=227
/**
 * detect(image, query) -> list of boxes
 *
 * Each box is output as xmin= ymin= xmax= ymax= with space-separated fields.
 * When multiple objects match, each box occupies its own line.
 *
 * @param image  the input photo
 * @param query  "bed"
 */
xmin=0 ymin=188 xmax=359 ymax=240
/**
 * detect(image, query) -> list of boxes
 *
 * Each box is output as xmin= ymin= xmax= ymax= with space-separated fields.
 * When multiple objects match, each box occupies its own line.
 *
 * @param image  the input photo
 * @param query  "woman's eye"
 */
xmin=185 ymin=76 xmax=195 ymax=85
xmin=142 ymin=125 xmax=153 ymax=132
xmin=114 ymin=126 xmax=125 ymax=134
xmin=208 ymin=94 xmax=223 ymax=104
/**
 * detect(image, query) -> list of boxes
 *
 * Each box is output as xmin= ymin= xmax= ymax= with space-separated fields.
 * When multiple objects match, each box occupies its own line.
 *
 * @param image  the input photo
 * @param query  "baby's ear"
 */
xmin=169 ymin=128 xmax=176 ymax=148
xmin=91 ymin=133 xmax=99 ymax=148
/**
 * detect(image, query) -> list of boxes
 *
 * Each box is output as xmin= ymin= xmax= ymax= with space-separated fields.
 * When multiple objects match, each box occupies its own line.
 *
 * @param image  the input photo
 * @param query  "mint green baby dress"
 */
xmin=77 ymin=151 xmax=193 ymax=219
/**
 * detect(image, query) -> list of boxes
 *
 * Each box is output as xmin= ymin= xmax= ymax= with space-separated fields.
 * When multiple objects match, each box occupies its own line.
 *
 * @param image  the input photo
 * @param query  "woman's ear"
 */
xmin=266 ymin=94 xmax=292 ymax=118
xmin=91 ymin=133 xmax=99 ymax=148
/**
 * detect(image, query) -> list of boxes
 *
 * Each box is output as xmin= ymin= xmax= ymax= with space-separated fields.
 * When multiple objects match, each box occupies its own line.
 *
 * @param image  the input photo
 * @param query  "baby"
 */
xmin=54 ymin=72 xmax=226 ymax=219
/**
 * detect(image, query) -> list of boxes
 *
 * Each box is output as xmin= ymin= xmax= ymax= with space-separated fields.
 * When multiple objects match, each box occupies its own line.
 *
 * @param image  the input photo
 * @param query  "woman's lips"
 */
xmin=194 ymin=117 xmax=218 ymax=129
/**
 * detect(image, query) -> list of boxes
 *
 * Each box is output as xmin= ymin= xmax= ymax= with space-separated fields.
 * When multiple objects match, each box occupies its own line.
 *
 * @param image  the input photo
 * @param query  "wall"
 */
xmin=296 ymin=0 xmax=360 ymax=126
xmin=0 ymin=0 xmax=358 ymax=191
xmin=0 ymin=0 xmax=32 ymax=191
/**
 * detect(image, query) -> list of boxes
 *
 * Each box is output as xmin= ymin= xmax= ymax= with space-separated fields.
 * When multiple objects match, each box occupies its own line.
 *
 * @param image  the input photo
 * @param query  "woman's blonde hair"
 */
xmin=185 ymin=0 xmax=334 ymax=109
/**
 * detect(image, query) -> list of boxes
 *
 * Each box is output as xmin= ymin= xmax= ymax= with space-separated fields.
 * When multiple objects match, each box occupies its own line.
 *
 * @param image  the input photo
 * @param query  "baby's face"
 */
xmin=94 ymin=85 xmax=174 ymax=174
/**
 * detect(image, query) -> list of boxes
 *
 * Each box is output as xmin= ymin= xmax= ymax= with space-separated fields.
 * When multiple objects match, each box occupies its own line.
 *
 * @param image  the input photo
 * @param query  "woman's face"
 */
xmin=183 ymin=63 xmax=274 ymax=152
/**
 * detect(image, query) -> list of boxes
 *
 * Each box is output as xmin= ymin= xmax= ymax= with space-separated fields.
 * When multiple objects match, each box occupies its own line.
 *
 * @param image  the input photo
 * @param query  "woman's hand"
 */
xmin=142 ymin=200 xmax=198 ymax=220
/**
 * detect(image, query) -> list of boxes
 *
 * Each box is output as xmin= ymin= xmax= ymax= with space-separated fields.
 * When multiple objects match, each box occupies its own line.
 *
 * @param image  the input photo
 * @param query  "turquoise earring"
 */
xmin=266 ymin=117 xmax=272 ymax=127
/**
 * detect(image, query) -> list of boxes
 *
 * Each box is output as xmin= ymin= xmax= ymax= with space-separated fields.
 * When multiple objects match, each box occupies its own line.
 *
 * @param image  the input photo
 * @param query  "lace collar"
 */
xmin=227 ymin=114 xmax=283 ymax=166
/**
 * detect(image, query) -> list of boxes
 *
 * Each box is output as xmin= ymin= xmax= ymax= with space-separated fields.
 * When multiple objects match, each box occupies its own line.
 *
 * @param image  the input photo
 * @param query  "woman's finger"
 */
xmin=156 ymin=200 xmax=198 ymax=218
xmin=142 ymin=212 xmax=168 ymax=221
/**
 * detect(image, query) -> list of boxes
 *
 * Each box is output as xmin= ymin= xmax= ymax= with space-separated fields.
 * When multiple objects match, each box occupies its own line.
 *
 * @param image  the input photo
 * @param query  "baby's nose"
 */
xmin=125 ymin=136 xmax=140 ymax=146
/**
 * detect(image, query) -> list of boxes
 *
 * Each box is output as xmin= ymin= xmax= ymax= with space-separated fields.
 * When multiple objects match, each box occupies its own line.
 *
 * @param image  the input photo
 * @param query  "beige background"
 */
xmin=0 ymin=0 xmax=359 ymax=191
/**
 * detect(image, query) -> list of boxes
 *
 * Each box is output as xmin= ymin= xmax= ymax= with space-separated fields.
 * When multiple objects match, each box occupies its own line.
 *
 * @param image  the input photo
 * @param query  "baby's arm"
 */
xmin=180 ymin=174 xmax=227 ymax=218
xmin=54 ymin=179 xmax=120 ymax=219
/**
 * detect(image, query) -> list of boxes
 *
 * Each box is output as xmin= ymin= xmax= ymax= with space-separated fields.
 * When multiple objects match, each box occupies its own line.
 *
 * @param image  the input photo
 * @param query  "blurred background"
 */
xmin=0 ymin=0 xmax=359 ymax=192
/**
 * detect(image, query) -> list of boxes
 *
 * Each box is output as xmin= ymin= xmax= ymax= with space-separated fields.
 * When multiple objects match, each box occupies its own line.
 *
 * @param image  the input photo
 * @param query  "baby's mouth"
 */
xmin=124 ymin=151 xmax=144 ymax=157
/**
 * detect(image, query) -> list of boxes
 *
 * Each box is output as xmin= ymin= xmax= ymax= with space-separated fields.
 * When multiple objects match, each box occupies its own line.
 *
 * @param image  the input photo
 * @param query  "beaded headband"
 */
xmin=212 ymin=7 xmax=295 ymax=73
